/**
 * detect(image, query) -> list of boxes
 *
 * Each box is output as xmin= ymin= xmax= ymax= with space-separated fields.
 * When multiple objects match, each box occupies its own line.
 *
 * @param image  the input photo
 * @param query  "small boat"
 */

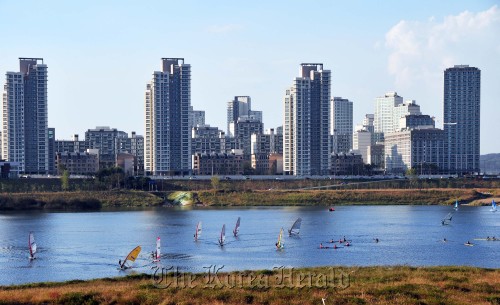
xmin=152 ymin=237 xmax=160 ymax=262
xmin=233 ymin=217 xmax=240 ymax=237
xmin=288 ymin=217 xmax=302 ymax=236
xmin=329 ymin=207 xmax=335 ymax=212
xmin=276 ymin=227 xmax=284 ymax=250
xmin=490 ymin=199 xmax=497 ymax=212
xmin=218 ymin=224 xmax=226 ymax=247
xmin=28 ymin=232 xmax=37 ymax=260
xmin=194 ymin=221 xmax=202 ymax=241
xmin=454 ymin=200 xmax=459 ymax=210
xmin=464 ymin=242 xmax=474 ymax=247
xmin=119 ymin=246 xmax=141 ymax=269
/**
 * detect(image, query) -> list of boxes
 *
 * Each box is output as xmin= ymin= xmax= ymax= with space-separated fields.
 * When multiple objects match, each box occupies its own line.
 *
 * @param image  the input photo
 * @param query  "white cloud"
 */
xmin=205 ymin=24 xmax=241 ymax=34
xmin=385 ymin=5 xmax=500 ymax=89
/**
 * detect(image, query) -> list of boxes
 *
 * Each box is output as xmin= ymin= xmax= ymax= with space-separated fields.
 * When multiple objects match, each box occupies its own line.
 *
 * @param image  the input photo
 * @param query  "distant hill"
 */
xmin=481 ymin=154 xmax=500 ymax=175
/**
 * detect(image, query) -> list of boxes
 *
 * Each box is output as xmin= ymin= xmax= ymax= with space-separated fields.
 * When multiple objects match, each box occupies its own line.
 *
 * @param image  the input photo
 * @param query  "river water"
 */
xmin=0 ymin=205 xmax=498 ymax=285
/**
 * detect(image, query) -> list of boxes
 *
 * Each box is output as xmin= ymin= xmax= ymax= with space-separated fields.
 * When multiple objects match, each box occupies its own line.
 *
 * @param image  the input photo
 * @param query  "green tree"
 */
xmin=61 ymin=170 xmax=70 ymax=191
xmin=211 ymin=175 xmax=220 ymax=192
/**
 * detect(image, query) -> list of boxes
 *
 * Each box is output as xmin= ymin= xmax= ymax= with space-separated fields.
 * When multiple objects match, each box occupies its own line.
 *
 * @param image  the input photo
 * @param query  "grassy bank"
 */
xmin=0 ymin=190 xmax=163 ymax=211
xmin=0 ymin=266 xmax=498 ymax=305
xmin=195 ymin=188 xmax=489 ymax=206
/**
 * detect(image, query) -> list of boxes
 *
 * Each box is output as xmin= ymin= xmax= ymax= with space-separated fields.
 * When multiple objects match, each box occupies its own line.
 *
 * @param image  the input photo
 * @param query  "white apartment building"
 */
xmin=2 ymin=58 xmax=48 ymax=174
xmin=331 ymin=97 xmax=353 ymax=153
xmin=145 ymin=58 xmax=191 ymax=175
xmin=284 ymin=63 xmax=331 ymax=176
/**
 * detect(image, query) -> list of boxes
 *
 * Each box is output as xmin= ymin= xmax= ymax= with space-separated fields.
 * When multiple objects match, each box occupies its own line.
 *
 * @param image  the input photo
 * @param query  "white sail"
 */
xmin=29 ymin=232 xmax=37 ymax=258
xmin=491 ymin=199 xmax=497 ymax=212
xmin=233 ymin=217 xmax=240 ymax=237
xmin=155 ymin=237 xmax=161 ymax=260
xmin=288 ymin=218 xmax=302 ymax=236
xmin=441 ymin=212 xmax=453 ymax=225
xmin=195 ymin=221 xmax=202 ymax=241
xmin=219 ymin=224 xmax=226 ymax=246
xmin=454 ymin=200 xmax=459 ymax=210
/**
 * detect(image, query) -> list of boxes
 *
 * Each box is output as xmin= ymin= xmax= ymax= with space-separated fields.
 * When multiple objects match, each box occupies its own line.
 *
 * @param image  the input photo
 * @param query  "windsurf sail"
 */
xmin=276 ymin=227 xmax=284 ymax=250
xmin=218 ymin=224 xmax=226 ymax=246
xmin=153 ymin=237 xmax=161 ymax=261
xmin=194 ymin=221 xmax=202 ymax=241
xmin=120 ymin=246 xmax=141 ymax=269
xmin=28 ymin=232 xmax=37 ymax=259
xmin=233 ymin=217 xmax=240 ymax=237
xmin=441 ymin=212 xmax=453 ymax=225
xmin=288 ymin=217 xmax=302 ymax=236
xmin=491 ymin=199 xmax=497 ymax=212
xmin=454 ymin=200 xmax=459 ymax=210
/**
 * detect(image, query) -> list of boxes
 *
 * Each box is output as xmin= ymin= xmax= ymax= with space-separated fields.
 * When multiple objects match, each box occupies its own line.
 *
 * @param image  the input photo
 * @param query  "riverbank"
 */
xmin=0 ymin=266 xmax=498 ymax=305
xmin=196 ymin=188 xmax=494 ymax=206
xmin=0 ymin=188 xmax=496 ymax=210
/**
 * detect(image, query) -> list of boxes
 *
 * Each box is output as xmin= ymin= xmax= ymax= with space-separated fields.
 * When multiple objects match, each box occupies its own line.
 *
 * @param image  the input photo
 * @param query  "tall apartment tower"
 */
xmin=2 ymin=58 xmax=48 ymax=174
xmin=444 ymin=65 xmax=481 ymax=174
xmin=331 ymin=97 xmax=353 ymax=154
xmin=227 ymin=96 xmax=262 ymax=136
xmin=145 ymin=58 xmax=191 ymax=175
xmin=374 ymin=92 xmax=403 ymax=142
xmin=284 ymin=63 xmax=331 ymax=176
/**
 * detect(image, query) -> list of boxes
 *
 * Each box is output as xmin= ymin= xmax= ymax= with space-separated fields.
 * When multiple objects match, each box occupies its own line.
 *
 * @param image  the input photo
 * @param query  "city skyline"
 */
xmin=1 ymin=1 xmax=499 ymax=153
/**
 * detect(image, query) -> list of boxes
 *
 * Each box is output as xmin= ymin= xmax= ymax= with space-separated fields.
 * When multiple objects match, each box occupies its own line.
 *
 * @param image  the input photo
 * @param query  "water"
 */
xmin=0 ymin=205 xmax=499 ymax=285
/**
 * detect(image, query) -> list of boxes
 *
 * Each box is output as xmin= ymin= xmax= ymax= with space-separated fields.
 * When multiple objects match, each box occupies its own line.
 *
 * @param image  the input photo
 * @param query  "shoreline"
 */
xmin=1 ymin=266 xmax=498 ymax=304
xmin=0 ymin=188 xmax=497 ymax=211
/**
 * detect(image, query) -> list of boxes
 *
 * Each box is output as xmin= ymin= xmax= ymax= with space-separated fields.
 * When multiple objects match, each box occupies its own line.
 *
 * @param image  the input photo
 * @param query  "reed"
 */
xmin=0 ymin=266 xmax=498 ymax=305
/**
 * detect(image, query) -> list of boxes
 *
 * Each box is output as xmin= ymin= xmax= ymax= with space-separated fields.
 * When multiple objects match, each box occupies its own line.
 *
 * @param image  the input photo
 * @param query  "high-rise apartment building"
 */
xmin=374 ymin=92 xmax=403 ymax=142
xmin=227 ymin=96 xmax=262 ymax=136
xmin=145 ymin=58 xmax=191 ymax=175
xmin=284 ymin=63 xmax=331 ymax=176
xmin=331 ymin=97 xmax=353 ymax=154
xmin=2 ymin=58 xmax=48 ymax=174
xmin=189 ymin=106 xmax=205 ymax=129
xmin=444 ymin=65 xmax=480 ymax=174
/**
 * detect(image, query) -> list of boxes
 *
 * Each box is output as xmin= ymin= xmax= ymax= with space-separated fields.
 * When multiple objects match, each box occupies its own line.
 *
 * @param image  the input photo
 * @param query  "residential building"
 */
xmin=384 ymin=128 xmax=445 ymax=174
xmin=374 ymin=92 xmax=403 ymax=142
xmin=55 ymin=134 xmax=86 ymax=154
xmin=189 ymin=106 xmax=205 ymax=129
xmin=227 ymin=96 xmax=262 ymax=136
xmin=191 ymin=125 xmax=224 ymax=155
xmin=330 ymin=153 xmax=364 ymax=176
xmin=393 ymin=100 xmax=421 ymax=131
xmin=444 ymin=65 xmax=481 ymax=174
xmin=230 ymin=117 xmax=263 ymax=160
xmin=145 ymin=58 xmax=191 ymax=175
xmin=352 ymin=129 xmax=372 ymax=164
xmin=48 ymin=128 xmax=55 ymax=174
xmin=368 ymin=143 xmax=385 ymax=169
xmin=192 ymin=151 xmax=244 ymax=175
xmin=116 ymin=131 xmax=144 ymax=175
xmin=284 ymin=63 xmax=331 ymax=176
xmin=2 ymin=58 xmax=48 ymax=174
xmin=251 ymin=128 xmax=283 ymax=174
xmin=331 ymin=97 xmax=353 ymax=153
xmin=400 ymin=115 xmax=435 ymax=130
xmin=85 ymin=126 xmax=127 ymax=169
xmin=55 ymin=150 xmax=99 ymax=175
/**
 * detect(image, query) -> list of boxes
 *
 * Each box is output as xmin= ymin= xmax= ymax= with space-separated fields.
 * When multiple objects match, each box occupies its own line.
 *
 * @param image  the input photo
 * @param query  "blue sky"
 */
xmin=1 ymin=0 xmax=499 ymax=153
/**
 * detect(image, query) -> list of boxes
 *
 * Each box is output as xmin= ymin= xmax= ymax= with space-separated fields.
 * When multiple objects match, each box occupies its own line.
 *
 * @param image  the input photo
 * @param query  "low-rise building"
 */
xmin=330 ymin=153 xmax=364 ymax=176
xmin=55 ymin=150 xmax=99 ymax=175
xmin=192 ymin=151 xmax=244 ymax=175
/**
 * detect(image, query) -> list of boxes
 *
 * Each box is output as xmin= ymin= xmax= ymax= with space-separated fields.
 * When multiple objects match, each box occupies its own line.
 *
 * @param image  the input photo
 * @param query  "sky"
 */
xmin=1 ymin=0 xmax=499 ymax=153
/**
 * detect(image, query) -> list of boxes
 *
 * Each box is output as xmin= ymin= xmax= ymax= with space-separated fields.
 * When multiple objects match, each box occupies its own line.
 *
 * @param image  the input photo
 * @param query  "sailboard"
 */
xmin=28 ymin=232 xmax=37 ymax=260
xmin=120 ymin=246 xmax=141 ymax=269
xmin=233 ymin=217 xmax=240 ymax=237
xmin=454 ymin=200 xmax=459 ymax=210
xmin=288 ymin=217 xmax=302 ymax=236
xmin=218 ymin=224 xmax=225 ymax=246
xmin=491 ymin=199 xmax=497 ymax=212
xmin=152 ymin=237 xmax=161 ymax=262
xmin=441 ymin=212 xmax=453 ymax=225
xmin=276 ymin=227 xmax=284 ymax=250
xmin=194 ymin=221 xmax=202 ymax=241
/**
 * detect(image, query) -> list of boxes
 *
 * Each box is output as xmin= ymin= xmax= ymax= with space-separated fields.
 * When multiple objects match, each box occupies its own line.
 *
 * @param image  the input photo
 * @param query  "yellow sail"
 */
xmin=121 ymin=246 xmax=141 ymax=268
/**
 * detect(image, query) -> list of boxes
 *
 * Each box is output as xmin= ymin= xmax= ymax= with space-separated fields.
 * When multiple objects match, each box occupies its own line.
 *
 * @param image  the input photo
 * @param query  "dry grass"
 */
xmin=0 ymin=266 xmax=498 ymax=305
xmin=197 ymin=188 xmax=485 ymax=206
